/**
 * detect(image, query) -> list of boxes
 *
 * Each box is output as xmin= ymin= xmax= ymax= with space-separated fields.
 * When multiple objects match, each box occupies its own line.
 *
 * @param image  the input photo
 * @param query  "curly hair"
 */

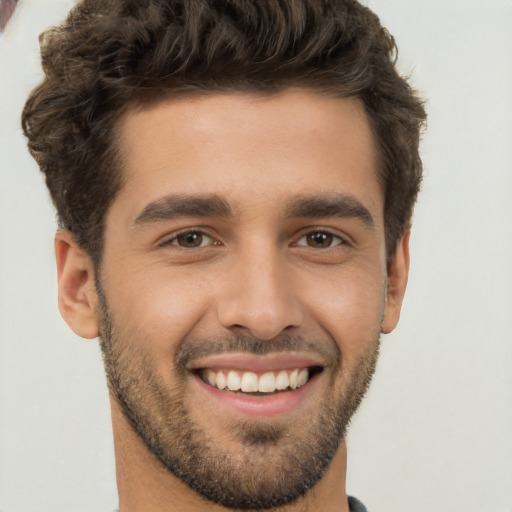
xmin=22 ymin=0 xmax=426 ymax=266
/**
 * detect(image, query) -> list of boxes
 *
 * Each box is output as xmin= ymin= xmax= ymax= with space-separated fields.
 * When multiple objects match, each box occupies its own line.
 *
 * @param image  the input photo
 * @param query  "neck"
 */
xmin=111 ymin=396 xmax=350 ymax=512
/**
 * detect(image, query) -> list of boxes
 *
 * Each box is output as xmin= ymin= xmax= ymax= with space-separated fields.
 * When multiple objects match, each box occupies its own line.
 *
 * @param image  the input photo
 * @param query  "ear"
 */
xmin=381 ymin=231 xmax=411 ymax=334
xmin=55 ymin=230 xmax=99 ymax=339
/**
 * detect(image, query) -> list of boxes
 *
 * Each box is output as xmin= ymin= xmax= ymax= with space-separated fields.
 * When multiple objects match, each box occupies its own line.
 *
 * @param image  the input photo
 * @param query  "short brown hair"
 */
xmin=22 ymin=0 xmax=426 ymax=265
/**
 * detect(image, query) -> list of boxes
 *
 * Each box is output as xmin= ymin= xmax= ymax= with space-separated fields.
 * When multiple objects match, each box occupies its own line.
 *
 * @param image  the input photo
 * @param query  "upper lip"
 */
xmin=187 ymin=352 xmax=326 ymax=373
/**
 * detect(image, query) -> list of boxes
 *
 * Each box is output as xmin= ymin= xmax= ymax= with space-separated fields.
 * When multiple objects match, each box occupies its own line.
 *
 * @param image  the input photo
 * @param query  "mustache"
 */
xmin=175 ymin=331 xmax=340 ymax=369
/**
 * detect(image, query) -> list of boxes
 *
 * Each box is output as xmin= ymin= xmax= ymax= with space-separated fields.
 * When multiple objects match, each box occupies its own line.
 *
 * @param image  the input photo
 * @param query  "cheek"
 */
xmin=300 ymin=264 xmax=386 ymax=351
xmin=102 ymin=264 xmax=215 ymax=358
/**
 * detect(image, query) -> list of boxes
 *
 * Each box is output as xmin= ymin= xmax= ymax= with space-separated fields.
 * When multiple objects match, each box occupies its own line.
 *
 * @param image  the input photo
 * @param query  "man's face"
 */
xmin=96 ymin=90 xmax=401 ymax=508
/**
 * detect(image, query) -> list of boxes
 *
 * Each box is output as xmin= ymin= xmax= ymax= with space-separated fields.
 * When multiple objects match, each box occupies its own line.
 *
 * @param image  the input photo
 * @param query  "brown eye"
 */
xmin=296 ymin=231 xmax=343 ymax=249
xmin=176 ymin=232 xmax=203 ymax=247
xmin=307 ymin=232 xmax=333 ymax=248
xmin=168 ymin=231 xmax=215 ymax=248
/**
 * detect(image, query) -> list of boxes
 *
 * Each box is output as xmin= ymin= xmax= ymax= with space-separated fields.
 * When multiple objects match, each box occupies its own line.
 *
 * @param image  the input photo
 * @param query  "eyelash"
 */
xmin=159 ymin=228 xmax=349 ymax=250
xmin=159 ymin=229 xmax=219 ymax=249
xmin=294 ymin=230 xmax=348 ymax=249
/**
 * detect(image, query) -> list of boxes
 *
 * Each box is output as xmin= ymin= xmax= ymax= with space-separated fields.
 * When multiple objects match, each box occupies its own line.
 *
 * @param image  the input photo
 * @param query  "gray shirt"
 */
xmin=113 ymin=496 xmax=368 ymax=511
xmin=349 ymin=496 xmax=369 ymax=512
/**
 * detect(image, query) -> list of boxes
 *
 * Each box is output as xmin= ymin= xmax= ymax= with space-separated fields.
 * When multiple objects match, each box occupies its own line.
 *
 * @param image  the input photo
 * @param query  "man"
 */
xmin=22 ymin=0 xmax=425 ymax=510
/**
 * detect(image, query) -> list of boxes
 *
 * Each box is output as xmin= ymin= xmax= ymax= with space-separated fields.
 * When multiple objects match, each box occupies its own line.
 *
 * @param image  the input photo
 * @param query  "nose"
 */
xmin=216 ymin=245 xmax=304 ymax=340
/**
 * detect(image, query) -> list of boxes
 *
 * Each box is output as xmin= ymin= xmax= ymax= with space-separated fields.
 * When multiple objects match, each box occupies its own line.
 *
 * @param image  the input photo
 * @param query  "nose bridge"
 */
xmin=216 ymin=240 xmax=303 ymax=340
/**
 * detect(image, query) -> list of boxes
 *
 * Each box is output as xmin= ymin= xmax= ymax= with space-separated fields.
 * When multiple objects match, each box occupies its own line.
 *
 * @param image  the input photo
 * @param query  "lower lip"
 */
xmin=193 ymin=373 xmax=319 ymax=417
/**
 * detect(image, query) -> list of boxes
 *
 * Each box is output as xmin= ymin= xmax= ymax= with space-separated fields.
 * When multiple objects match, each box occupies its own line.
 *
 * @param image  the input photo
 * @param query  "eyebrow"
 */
xmin=134 ymin=194 xmax=232 ymax=225
xmin=284 ymin=194 xmax=375 ymax=228
xmin=134 ymin=192 xmax=374 ymax=228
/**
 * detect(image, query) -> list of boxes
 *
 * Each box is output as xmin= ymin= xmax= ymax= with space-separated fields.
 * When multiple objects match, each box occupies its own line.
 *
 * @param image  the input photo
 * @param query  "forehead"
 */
xmin=113 ymin=89 xmax=382 ymax=223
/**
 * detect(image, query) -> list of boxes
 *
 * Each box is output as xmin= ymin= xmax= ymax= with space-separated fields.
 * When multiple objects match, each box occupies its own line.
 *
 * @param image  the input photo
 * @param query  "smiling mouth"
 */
xmin=196 ymin=367 xmax=323 ymax=395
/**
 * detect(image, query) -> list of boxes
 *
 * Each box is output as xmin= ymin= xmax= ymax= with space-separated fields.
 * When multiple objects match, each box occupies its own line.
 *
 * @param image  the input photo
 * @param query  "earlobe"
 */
xmin=381 ymin=231 xmax=411 ymax=334
xmin=55 ymin=230 xmax=99 ymax=339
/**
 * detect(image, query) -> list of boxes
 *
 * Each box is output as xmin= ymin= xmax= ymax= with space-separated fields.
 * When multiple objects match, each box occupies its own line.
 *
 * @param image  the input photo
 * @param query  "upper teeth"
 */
xmin=202 ymin=368 xmax=310 ymax=393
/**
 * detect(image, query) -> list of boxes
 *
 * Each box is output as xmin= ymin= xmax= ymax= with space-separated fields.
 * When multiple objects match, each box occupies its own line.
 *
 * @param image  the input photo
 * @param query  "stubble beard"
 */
xmin=97 ymin=292 xmax=380 ymax=510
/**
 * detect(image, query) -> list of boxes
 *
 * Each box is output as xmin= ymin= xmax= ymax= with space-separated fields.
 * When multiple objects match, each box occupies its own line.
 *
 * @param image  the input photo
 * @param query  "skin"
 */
xmin=55 ymin=90 xmax=410 ymax=512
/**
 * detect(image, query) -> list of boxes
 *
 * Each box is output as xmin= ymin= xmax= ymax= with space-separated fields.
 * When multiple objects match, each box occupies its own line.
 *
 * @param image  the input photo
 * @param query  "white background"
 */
xmin=1 ymin=1 xmax=511 ymax=511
